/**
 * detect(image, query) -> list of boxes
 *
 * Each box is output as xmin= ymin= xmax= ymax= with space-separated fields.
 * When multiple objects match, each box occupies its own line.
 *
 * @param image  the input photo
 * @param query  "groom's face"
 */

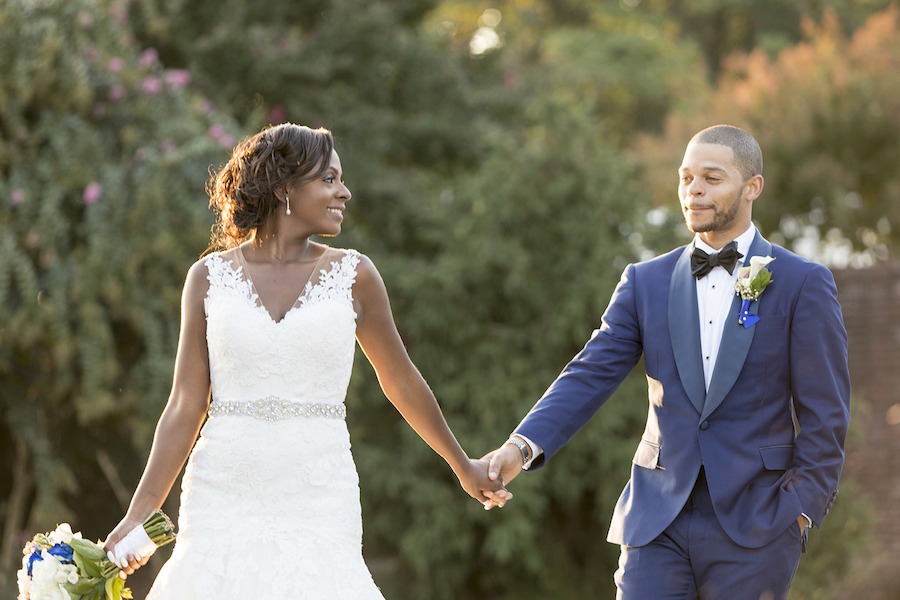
xmin=678 ymin=142 xmax=753 ymax=238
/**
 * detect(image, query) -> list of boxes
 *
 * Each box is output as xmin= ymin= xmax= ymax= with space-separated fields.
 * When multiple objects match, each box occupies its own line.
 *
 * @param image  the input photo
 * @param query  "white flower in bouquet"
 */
xmin=47 ymin=524 xmax=79 ymax=546
xmin=17 ymin=557 xmax=33 ymax=598
xmin=29 ymin=553 xmax=70 ymax=600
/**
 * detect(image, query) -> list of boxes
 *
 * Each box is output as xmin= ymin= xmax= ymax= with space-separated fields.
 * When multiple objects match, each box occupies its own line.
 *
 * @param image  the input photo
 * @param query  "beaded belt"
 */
xmin=208 ymin=397 xmax=346 ymax=421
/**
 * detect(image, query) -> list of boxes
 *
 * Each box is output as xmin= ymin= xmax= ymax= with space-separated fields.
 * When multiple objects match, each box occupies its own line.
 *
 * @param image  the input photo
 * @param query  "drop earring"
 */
xmin=285 ymin=195 xmax=291 ymax=216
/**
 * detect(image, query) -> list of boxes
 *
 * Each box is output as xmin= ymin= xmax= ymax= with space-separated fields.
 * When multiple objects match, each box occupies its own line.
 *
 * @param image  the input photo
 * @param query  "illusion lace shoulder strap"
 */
xmin=300 ymin=249 xmax=361 ymax=307
xmin=204 ymin=252 xmax=256 ymax=305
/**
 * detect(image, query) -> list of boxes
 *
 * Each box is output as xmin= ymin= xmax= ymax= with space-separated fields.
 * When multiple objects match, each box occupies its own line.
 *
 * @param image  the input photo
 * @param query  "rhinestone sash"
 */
xmin=208 ymin=397 xmax=346 ymax=421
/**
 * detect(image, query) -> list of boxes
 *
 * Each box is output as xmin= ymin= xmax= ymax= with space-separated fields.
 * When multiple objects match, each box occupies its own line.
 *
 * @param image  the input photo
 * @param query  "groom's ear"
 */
xmin=744 ymin=174 xmax=764 ymax=202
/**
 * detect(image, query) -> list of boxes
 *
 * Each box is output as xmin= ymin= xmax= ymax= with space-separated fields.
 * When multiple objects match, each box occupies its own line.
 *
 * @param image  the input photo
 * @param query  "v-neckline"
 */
xmin=235 ymin=246 xmax=329 ymax=324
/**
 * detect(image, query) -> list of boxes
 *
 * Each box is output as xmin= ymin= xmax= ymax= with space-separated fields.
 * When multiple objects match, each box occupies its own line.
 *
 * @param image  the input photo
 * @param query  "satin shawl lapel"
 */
xmin=701 ymin=233 xmax=773 ymax=421
xmin=669 ymin=245 xmax=705 ymax=415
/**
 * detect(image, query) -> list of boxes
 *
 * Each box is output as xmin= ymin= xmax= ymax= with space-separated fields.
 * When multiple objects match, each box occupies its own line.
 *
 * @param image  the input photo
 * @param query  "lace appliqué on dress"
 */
xmin=203 ymin=253 xmax=258 ymax=317
xmin=300 ymin=250 xmax=361 ymax=309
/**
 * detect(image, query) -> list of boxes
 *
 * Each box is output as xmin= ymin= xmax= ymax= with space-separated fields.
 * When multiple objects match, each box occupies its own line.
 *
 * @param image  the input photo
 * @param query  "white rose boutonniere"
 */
xmin=734 ymin=255 xmax=775 ymax=328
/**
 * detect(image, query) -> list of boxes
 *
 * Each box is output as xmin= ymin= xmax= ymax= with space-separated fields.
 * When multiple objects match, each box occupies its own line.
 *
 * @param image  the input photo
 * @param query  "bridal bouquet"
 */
xmin=17 ymin=510 xmax=176 ymax=600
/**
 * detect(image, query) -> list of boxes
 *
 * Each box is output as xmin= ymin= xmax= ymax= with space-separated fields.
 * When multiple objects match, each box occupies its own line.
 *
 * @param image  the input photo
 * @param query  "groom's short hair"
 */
xmin=691 ymin=125 xmax=762 ymax=181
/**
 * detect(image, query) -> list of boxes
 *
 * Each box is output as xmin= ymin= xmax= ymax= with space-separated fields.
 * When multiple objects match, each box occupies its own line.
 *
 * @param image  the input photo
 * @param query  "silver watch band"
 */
xmin=506 ymin=436 xmax=530 ymax=465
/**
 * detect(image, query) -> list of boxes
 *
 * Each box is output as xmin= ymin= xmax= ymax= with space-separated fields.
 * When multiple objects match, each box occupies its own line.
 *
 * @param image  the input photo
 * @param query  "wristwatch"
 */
xmin=505 ymin=436 xmax=530 ymax=465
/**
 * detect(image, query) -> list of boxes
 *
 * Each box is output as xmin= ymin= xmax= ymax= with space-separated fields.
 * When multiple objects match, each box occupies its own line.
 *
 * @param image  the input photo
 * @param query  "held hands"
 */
xmin=481 ymin=443 xmax=525 ymax=510
xmin=455 ymin=458 xmax=513 ymax=507
xmin=103 ymin=516 xmax=154 ymax=580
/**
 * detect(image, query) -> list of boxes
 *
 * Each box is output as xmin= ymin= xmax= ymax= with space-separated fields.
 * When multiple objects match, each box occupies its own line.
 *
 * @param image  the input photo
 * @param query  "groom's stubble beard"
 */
xmin=684 ymin=187 xmax=744 ymax=234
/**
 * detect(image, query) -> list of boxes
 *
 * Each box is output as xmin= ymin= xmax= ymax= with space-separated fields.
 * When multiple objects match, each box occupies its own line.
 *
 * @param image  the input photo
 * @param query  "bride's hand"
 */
xmin=455 ymin=458 xmax=513 ymax=507
xmin=103 ymin=516 xmax=153 ymax=579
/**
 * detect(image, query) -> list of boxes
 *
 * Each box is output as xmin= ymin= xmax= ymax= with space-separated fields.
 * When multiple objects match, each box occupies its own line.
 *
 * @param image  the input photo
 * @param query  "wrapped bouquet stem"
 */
xmin=18 ymin=510 xmax=176 ymax=600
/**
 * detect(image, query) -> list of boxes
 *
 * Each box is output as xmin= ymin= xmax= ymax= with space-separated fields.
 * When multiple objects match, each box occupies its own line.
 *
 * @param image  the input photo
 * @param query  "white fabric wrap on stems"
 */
xmin=108 ymin=524 xmax=157 ymax=568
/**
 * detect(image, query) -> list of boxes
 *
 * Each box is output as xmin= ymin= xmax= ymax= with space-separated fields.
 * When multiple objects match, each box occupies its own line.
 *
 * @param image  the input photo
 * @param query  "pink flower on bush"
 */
xmin=218 ymin=134 xmax=236 ymax=149
xmin=83 ymin=183 xmax=102 ymax=205
xmin=267 ymin=104 xmax=287 ymax=123
xmin=108 ymin=57 xmax=124 ymax=73
xmin=164 ymin=69 xmax=191 ymax=89
xmin=9 ymin=189 xmax=24 ymax=206
xmin=207 ymin=123 xmax=226 ymax=140
xmin=109 ymin=84 xmax=125 ymax=101
xmin=139 ymin=48 xmax=158 ymax=68
xmin=93 ymin=102 xmax=107 ymax=119
xmin=111 ymin=5 xmax=127 ymax=25
xmin=142 ymin=76 xmax=162 ymax=95
xmin=160 ymin=139 xmax=175 ymax=154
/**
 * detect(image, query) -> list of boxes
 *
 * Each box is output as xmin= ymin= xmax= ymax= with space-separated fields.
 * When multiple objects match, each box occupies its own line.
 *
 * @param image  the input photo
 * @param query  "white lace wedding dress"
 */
xmin=146 ymin=246 xmax=385 ymax=599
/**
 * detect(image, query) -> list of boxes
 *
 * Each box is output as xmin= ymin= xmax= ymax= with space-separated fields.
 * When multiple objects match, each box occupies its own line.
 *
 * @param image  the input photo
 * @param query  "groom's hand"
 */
xmin=481 ymin=444 xmax=524 ymax=510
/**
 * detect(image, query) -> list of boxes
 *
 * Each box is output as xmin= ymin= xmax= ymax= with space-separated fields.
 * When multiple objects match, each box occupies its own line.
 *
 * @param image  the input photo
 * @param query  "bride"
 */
xmin=103 ymin=123 xmax=508 ymax=598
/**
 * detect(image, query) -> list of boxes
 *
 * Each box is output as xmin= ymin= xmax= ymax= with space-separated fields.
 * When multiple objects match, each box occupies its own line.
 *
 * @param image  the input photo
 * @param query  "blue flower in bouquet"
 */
xmin=47 ymin=543 xmax=75 ymax=564
xmin=26 ymin=550 xmax=42 ymax=577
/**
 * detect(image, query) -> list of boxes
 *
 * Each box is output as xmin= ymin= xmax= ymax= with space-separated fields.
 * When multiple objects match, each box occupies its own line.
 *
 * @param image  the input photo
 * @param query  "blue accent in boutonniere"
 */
xmin=738 ymin=298 xmax=760 ymax=329
xmin=734 ymin=255 xmax=775 ymax=328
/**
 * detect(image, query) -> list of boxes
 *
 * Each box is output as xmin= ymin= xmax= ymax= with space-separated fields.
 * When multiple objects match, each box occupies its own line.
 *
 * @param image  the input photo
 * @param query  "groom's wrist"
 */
xmin=504 ymin=436 xmax=530 ymax=465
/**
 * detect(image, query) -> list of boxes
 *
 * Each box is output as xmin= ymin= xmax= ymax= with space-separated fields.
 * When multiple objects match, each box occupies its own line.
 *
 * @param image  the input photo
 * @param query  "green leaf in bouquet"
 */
xmin=70 ymin=537 xmax=108 ymax=562
xmin=105 ymin=573 xmax=132 ymax=600
xmin=82 ymin=585 xmax=103 ymax=600
xmin=81 ymin=556 xmax=103 ymax=578
xmin=73 ymin=549 xmax=87 ymax=572
xmin=105 ymin=575 xmax=117 ymax=599
xmin=64 ymin=578 xmax=96 ymax=595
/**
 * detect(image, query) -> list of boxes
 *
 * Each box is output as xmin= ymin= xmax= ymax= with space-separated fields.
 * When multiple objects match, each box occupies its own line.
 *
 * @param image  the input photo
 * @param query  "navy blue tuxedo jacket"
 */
xmin=515 ymin=233 xmax=850 ymax=549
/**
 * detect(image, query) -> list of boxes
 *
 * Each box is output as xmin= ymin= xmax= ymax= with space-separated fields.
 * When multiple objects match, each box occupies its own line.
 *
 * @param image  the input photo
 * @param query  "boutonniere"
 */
xmin=734 ymin=255 xmax=775 ymax=329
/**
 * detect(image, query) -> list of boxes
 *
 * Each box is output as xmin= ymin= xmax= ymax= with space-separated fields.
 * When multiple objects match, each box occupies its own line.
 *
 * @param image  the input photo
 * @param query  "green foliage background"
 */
xmin=1 ymin=0 xmax=889 ymax=598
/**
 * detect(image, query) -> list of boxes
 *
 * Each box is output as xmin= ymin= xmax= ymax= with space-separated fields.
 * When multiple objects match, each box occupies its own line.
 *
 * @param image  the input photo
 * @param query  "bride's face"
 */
xmin=284 ymin=150 xmax=351 ymax=237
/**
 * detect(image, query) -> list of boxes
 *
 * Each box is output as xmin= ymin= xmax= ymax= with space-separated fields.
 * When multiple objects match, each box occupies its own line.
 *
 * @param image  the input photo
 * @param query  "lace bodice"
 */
xmin=203 ymin=248 xmax=360 ymax=404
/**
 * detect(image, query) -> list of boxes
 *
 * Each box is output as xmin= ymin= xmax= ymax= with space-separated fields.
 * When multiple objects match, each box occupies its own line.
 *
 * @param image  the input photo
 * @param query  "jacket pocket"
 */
xmin=633 ymin=438 xmax=661 ymax=470
xmin=755 ymin=314 xmax=787 ymax=329
xmin=759 ymin=444 xmax=795 ymax=470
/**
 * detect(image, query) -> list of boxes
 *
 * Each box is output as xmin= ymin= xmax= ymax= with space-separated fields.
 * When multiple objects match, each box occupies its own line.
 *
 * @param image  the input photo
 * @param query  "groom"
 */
xmin=484 ymin=125 xmax=850 ymax=599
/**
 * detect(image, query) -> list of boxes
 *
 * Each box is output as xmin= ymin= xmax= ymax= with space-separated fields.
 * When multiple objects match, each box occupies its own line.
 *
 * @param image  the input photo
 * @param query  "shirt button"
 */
xmin=700 ymin=421 xmax=710 ymax=430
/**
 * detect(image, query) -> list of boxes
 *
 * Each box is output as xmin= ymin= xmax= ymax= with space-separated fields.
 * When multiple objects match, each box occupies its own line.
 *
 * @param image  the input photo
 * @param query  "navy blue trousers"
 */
xmin=614 ymin=469 xmax=803 ymax=600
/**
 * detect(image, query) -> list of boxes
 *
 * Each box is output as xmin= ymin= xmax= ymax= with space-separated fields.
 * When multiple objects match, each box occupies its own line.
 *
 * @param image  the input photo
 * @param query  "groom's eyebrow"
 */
xmin=681 ymin=165 xmax=728 ymax=175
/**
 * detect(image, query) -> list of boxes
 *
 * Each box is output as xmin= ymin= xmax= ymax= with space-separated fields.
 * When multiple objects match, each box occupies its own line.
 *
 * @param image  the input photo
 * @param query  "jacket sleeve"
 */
xmin=787 ymin=263 xmax=851 ymax=527
xmin=514 ymin=263 xmax=644 ymax=469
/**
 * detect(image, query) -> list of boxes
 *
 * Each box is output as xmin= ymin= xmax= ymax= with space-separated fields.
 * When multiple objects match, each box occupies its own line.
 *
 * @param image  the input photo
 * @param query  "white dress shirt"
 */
xmin=694 ymin=226 xmax=756 ymax=390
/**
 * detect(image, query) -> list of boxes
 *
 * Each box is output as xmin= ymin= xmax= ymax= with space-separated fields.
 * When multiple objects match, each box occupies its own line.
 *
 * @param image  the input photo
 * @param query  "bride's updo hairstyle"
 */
xmin=208 ymin=123 xmax=334 ymax=249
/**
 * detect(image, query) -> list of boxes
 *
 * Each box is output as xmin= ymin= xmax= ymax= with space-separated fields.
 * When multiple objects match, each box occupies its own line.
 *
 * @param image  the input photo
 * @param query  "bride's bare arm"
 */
xmin=103 ymin=260 xmax=212 ymax=572
xmin=353 ymin=254 xmax=509 ymax=503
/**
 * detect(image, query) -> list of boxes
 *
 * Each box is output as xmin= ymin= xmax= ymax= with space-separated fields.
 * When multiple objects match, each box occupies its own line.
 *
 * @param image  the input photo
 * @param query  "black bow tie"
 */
xmin=691 ymin=241 xmax=743 ymax=278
